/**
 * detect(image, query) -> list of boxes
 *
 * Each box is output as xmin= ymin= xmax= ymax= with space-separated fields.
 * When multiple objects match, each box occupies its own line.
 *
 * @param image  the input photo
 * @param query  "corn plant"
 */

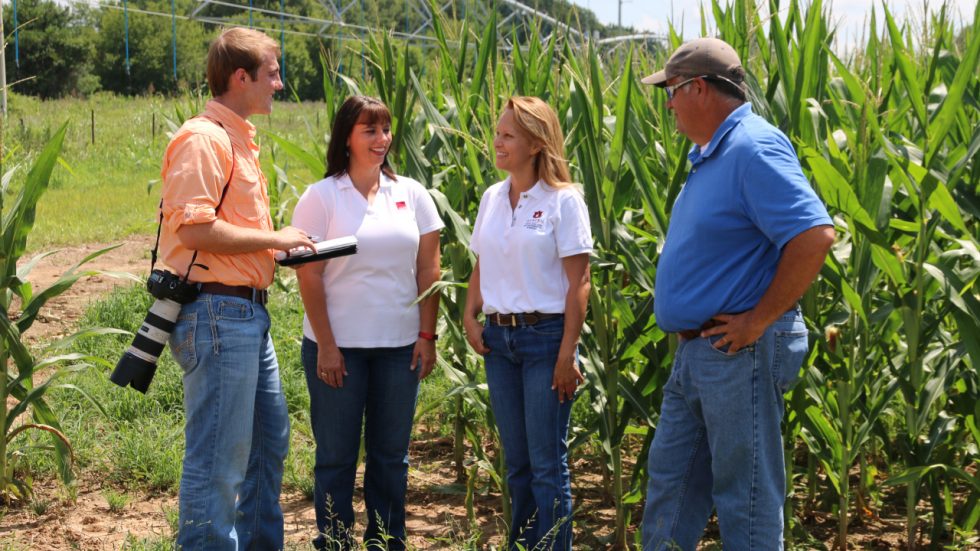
xmin=263 ymin=0 xmax=980 ymax=545
xmin=406 ymin=9 xmax=515 ymax=522
xmin=561 ymin=43 xmax=666 ymax=549
xmin=0 ymin=123 xmax=135 ymax=501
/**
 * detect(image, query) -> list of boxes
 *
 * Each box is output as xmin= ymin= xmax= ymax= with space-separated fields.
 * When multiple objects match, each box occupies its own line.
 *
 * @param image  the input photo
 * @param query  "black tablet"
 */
xmin=275 ymin=236 xmax=358 ymax=266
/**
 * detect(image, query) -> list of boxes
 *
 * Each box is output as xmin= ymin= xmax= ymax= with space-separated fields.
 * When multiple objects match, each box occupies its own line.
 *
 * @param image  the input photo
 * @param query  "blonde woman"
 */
xmin=463 ymin=96 xmax=592 ymax=550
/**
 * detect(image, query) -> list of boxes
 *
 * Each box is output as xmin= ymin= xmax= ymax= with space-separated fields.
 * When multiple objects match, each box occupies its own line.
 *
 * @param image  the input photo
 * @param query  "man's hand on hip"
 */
xmin=702 ymin=225 xmax=834 ymax=355
xmin=702 ymin=311 xmax=767 ymax=354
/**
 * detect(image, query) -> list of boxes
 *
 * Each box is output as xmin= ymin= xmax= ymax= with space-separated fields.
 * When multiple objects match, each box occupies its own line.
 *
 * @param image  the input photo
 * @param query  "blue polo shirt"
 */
xmin=654 ymin=104 xmax=832 ymax=332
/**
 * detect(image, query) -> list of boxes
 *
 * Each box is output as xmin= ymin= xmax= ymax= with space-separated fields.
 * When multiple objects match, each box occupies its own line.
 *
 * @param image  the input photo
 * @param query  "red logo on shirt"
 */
xmin=396 ymin=201 xmax=407 ymax=209
xmin=533 ymin=211 xmax=543 ymax=218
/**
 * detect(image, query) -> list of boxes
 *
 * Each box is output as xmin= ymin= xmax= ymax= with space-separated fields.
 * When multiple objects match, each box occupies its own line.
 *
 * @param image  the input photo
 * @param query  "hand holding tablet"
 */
xmin=275 ymin=235 xmax=358 ymax=266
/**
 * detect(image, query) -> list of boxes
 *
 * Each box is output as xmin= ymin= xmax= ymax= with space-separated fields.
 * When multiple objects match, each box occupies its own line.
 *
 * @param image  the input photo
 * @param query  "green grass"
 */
xmin=3 ymin=92 xmax=325 ymax=250
xmin=103 ymin=488 xmax=131 ymax=513
xmin=17 ymin=280 xmax=595 ymax=548
xmin=0 ymin=539 xmax=30 ymax=551
xmin=22 ymin=282 xmax=475 ymax=496
xmin=16 ymin=282 xmax=485 ymax=549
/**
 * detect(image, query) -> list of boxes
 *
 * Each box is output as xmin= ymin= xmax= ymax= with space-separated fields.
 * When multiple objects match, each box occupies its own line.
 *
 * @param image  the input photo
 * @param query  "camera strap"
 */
xmin=150 ymin=116 xmax=236 ymax=283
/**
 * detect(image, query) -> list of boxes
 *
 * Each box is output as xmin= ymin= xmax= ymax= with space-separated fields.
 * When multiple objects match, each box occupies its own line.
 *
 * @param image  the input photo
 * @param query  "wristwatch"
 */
xmin=418 ymin=331 xmax=438 ymax=341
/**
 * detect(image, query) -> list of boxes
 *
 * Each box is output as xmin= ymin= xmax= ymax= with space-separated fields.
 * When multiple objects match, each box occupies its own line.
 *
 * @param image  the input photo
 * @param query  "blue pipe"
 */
xmin=280 ymin=0 xmax=286 ymax=92
xmin=12 ymin=0 xmax=19 ymax=68
xmin=171 ymin=0 xmax=177 ymax=80
xmin=124 ymin=0 xmax=131 ymax=76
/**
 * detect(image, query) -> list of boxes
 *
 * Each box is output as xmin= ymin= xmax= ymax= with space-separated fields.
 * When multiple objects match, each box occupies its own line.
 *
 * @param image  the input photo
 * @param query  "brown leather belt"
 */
xmin=677 ymin=318 xmax=723 ymax=340
xmin=676 ymin=305 xmax=798 ymax=340
xmin=199 ymin=282 xmax=268 ymax=306
xmin=487 ymin=312 xmax=563 ymax=327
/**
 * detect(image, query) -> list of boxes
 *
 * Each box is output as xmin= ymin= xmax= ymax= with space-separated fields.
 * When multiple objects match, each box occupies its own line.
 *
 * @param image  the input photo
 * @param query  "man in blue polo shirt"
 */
xmin=639 ymin=38 xmax=835 ymax=550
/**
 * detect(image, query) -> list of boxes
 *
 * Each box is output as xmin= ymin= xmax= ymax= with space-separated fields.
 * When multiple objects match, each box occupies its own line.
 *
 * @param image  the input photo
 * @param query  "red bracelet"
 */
xmin=418 ymin=331 xmax=438 ymax=341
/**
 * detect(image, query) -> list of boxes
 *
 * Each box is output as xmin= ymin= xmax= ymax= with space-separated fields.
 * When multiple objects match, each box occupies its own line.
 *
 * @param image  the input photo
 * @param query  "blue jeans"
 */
xmin=169 ymin=293 xmax=290 ymax=551
xmin=301 ymin=338 xmax=419 ymax=551
xmin=482 ymin=315 xmax=574 ymax=551
xmin=641 ymin=308 xmax=808 ymax=551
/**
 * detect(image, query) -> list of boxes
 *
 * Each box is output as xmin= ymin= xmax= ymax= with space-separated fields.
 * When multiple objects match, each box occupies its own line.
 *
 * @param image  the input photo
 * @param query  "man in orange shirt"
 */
xmin=159 ymin=27 xmax=313 ymax=549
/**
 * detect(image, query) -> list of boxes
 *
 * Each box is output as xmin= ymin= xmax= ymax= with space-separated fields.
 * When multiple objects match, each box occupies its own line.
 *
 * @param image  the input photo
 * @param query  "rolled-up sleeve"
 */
xmin=161 ymin=132 xmax=232 ymax=233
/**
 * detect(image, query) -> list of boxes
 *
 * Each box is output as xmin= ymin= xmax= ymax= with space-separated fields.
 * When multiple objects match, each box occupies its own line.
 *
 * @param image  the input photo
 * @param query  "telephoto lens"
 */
xmin=110 ymin=298 xmax=182 ymax=393
xmin=111 ymin=270 xmax=198 ymax=393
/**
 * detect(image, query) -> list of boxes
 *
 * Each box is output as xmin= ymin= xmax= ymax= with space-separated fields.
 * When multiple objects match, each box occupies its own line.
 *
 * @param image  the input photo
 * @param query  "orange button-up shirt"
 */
xmin=159 ymin=100 xmax=275 ymax=288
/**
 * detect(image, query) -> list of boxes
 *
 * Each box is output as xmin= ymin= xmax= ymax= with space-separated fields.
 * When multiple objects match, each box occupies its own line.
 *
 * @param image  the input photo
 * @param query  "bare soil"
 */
xmin=17 ymin=236 xmax=154 ymax=346
xmin=0 ymin=237 xmax=955 ymax=549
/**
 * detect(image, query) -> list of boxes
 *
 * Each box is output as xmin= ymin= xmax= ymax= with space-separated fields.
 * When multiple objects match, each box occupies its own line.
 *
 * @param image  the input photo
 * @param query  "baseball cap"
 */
xmin=641 ymin=37 xmax=744 ymax=87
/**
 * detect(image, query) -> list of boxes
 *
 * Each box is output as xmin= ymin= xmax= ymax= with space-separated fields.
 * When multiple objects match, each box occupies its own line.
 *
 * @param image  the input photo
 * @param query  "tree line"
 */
xmin=3 ymin=0 xmax=625 ymax=100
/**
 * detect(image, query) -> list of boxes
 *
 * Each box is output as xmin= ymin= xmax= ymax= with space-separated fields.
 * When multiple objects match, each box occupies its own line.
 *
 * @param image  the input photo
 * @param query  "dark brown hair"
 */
xmin=325 ymin=96 xmax=396 ymax=180
xmin=206 ymin=27 xmax=279 ymax=97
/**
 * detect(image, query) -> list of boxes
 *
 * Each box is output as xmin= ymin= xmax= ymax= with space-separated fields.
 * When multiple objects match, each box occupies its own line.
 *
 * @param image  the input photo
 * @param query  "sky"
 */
xmin=568 ymin=0 xmax=974 ymax=47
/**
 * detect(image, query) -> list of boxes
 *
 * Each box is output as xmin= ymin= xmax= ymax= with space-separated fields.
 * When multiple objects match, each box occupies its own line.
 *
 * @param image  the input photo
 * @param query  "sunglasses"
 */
xmin=665 ymin=75 xmax=706 ymax=100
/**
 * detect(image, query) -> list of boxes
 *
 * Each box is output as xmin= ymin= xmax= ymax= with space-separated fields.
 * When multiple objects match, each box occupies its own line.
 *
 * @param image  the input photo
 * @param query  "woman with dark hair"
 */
xmin=292 ymin=96 xmax=443 ymax=550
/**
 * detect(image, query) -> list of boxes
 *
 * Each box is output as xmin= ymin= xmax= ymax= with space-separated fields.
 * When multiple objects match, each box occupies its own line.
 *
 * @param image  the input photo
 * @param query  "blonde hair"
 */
xmin=207 ymin=27 xmax=280 ymax=97
xmin=506 ymin=96 xmax=573 ymax=188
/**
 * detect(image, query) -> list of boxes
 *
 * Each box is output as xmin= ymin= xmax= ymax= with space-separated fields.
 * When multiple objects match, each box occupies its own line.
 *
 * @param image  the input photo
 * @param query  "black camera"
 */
xmin=110 ymin=270 xmax=199 ymax=393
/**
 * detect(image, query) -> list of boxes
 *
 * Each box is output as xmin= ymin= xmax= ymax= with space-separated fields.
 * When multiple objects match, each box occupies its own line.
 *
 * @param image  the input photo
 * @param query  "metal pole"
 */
xmin=360 ymin=0 xmax=365 ymax=81
xmin=249 ymin=0 xmax=253 ymax=27
xmin=0 ymin=0 xmax=7 ymax=115
xmin=124 ymin=0 xmax=131 ymax=77
xmin=280 ymin=0 xmax=286 ymax=92
xmin=171 ymin=0 xmax=177 ymax=81
xmin=12 ymin=0 xmax=18 ymax=68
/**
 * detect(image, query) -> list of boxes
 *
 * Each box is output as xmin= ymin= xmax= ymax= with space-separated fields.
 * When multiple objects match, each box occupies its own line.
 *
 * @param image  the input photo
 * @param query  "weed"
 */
xmin=121 ymin=534 xmax=174 ymax=551
xmin=29 ymin=498 xmax=49 ymax=516
xmin=162 ymin=504 xmax=180 ymax=537
xmin=103 ymin=488 xmax=131 ymax=513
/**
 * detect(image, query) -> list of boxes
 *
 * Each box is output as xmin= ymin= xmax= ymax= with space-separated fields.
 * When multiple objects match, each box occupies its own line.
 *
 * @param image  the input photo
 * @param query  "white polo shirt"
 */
xmin=291 ymin=172 xmax=444 ymax=347
xmin=470 ymin=178 xmax=592 ymax=314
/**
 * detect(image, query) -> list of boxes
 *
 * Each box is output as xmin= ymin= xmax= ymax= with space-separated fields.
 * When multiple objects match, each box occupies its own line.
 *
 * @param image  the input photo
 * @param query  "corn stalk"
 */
xmin=0 ymin=124 xmax=135 ymax=502
xmin=262 ymin=1 xmax=980 ymax=544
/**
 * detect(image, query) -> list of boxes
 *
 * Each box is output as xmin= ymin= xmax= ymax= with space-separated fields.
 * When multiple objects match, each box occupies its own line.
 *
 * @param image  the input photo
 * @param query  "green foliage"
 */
xmin=264 ymin=1 xmax=979 ymax=546
xmin=4 ymin=0 xmax=977 ymax=547
xmin=0 ymin=122 xmax=138 ymax=503
xmin=103 ymin=487 xmax=131 ymax=513
xmin=4 ymin=92 xmax=162 ymax=248
xmin=31 ymin=284 xmax=313 ymax=496
xmin=1 ymin=0 xmax=621 ymax=101
xmin=93 ymin=0 xmax=210 ymax=95
xmin=2 ymin=0 xmax=98 ymax=98
xmin=0 ymin=92 xmax=320 ymax=250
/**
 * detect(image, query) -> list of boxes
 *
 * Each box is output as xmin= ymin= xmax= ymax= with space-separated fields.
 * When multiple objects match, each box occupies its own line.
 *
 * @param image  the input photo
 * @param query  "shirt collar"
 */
xmin=335 ymin=172 xmax=354 ymax=189
xmin=334 ymin=171 xmax=395 ymax=190
xmin=203 ymin=100 xmax=257 ymax=144
xmin=498 ymin=176 xmax=548 ymax=199
xmin=687 ymin=102 xmax=752 ymax=165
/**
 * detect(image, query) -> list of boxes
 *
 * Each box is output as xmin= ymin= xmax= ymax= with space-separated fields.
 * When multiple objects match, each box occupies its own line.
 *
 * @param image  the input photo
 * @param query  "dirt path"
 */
xmin=19 ymin=236 xmax=154 ymax=346
xmin=3 ymin=455 xmax=509 ymax=550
